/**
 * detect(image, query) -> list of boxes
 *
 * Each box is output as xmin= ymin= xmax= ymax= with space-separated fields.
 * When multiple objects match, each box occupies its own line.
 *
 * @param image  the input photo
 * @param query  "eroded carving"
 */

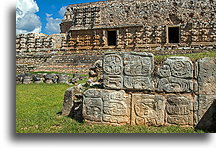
xmin=83 ymin=89 xmax=130 ymax=124
xmin=165 ymin=95 xmax=193 ymax=125
xmin=103 ymin=52 xmax=154 ymax=90
xmin=102 ymin=90 xmax=130 ymax=124
xmin=131 ymin=94 xmax=165 ymax=126
xmin=83 ymin=98 xmax=103 ymax=122
xmin=124 ymin=76 xmax=154 ymax=90
xmin=103 ymin=54 xmax=123 ymax=75
xmin=123 ymin=53 xmax=153 ymax=76
xmin=103 ymin=75 xmax=123 ymax=89
xmin=157 ymin=56 xmax=194 ymax=93
xmin=157 ymin=77 xmax=193 ymax=93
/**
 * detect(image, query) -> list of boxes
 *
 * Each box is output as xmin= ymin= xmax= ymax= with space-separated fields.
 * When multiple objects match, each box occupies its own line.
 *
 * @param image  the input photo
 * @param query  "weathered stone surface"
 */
xmin=157 ymin=56 xmax=194 ymax=92
xmin=83 ymin=89 xmax=130 ymax=124
xmin=194 ymin=95 xmax=216 ymax=130
xmin=165 ymin=94 xmax=193 ymax=125
xmin=62 ymin=87 xmax=74 ymax=116
xmin=60 ymin=52 xmax=215 ymax=130
xmin=103 ymin=75 xmax=123 ymax=89
xmin=194 ymin=95 xmax=216 ymax=128
xmin=22 ymin=75 xmax=33 ymax=84
xmin=196 ymin=57 xmax=215 ymax=95
xmin=103 ymin=52 xmax=154 ymax=90
xmin=83 ymin=89 xmax=103 ymax=122
xmin=103 ymin=54 xmax=123 ymax=75
xmin=44 ymin=74 xmax=58 ymax=84
xmin=157 ymin=77 xmax=193 ymax=93
xmin=33 ymin=74 xmax=45 ymax=83
xmin=57 ymin=74 xmax=68 ymax=84
xmin=131 ymin=94 xmax=165 ymax=126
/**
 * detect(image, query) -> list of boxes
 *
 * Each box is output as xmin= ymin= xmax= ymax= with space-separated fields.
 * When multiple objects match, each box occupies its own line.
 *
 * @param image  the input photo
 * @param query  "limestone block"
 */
xmin=103 ymin=75 xmax=123 ymax=89
xmin=57 ymin=74 xmax=68 ymax=84
xmin=157 ymin=56 xmax=194 ymax=93
xmin=195 ymin=95 xmax=216 ymax=130
xmin=44 ymin=74 xmax=58 ymax=84
xmin=33 ymin=74 xmax=44 ymax=84
xmin=62 ymin=87 xmax=74 ymax=116
xmin=196 ymin=57 xmax=215 ymax=95
xmin=157 ymin=77 xmax=193 ymax=93
xmin=131 ymin=94 xmax=165 ymax=126
xmin=103 ymin=52 xmax=154 ymax=91
xmin=22 ymin=75 xmax=33 ymax=84
xmin=83 ymin=89 xmax=103 ymax=122
xmin=124 ymin=76 xmax=154 ymax=90
xmin=165 ymin=94 xmax=194 ymax=125
xmin=83 ymin=89 xmax=130 ymax=124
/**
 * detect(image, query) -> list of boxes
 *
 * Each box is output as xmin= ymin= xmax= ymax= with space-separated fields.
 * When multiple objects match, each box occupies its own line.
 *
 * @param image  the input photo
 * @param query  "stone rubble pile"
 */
xmin=16 ymin=73 xmax=84 ymax=85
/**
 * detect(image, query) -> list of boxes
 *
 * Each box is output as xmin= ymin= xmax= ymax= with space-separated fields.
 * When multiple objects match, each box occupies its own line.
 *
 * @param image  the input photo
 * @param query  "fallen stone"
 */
xmin=62 ymin=87 xmax=74 ymax=116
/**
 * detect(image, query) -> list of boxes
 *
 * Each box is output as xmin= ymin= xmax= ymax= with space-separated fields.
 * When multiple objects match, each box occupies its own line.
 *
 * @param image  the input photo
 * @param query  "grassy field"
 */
xmin=154 ymin=50 xmax=215 ymax=64
xmin=16 ymin=84 xmax=205 ymax=133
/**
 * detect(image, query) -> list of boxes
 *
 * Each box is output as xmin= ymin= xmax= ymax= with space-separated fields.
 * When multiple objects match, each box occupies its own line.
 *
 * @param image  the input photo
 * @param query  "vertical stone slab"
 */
xmin=157 ymin=56 xmax=194 ymax=93
xmin=103 ymin=53 xmax=123 ymax=89
xmin=195 ymin=95 xmax=216 ymax=131
xmin=62 ymin=87 xmax=74 ymax=116
xmin=195 ymin=57 xmax=216 ymax=131
xmin=83 ymin=89 xmax=130 ymax=124
xmin=83 ymin=89 xmax=103 ymax=122
xmin=165 ymin=94 xmax=194 ymax=125
xmin=131 ymin=94 xmax=165 ymax=126
xmin=196 ymin=57 xmax=215 ymax=95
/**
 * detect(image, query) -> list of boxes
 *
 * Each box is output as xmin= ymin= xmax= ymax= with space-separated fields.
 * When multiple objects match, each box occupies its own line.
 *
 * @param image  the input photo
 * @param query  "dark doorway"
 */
xmin=168 ymin=26 xmax=180 ymax=43
xmin=107 ymin=31 xmax=117 ymax=46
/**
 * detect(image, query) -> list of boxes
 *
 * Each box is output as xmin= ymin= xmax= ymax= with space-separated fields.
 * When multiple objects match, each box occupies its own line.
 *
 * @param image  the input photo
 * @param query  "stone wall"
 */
xmin=16 ymin=73 xmax=85 ymax=84
xmin=16 ymin=52 xmax=101 ymax=74
xmin=60 ymin=0 xmax=216 ymax=50
xmin=16 ymin=33 xmax=67 ymax=53
xmin=61 ymin=0 xmax=215 ymax=30
xmin=16 ymin=0 xmax=216 ymax=74
xmin=79 ymin=52 xmax=215 ymax=130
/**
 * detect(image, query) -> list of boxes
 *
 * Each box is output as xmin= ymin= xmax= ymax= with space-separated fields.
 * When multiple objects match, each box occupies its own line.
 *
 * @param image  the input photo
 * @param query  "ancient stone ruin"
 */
xmin=61 ymin=0 xmax=216 ymax=50
xmin=16 ymin=0 xmax=216 ymax=74
xmin=62 ymin=52 xmax=215 ymax=131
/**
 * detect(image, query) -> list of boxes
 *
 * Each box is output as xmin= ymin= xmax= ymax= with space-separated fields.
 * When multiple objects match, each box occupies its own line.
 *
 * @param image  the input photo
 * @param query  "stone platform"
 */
xmin=62 ymin=52 xmax=215 ymax=130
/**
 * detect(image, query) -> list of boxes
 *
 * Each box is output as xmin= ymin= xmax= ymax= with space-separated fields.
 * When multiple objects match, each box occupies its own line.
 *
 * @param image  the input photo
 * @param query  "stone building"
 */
xmin=16 ymin=33 xmax=67 ymax=53
xmin=60 ymin=0 xmax=216 ymax=50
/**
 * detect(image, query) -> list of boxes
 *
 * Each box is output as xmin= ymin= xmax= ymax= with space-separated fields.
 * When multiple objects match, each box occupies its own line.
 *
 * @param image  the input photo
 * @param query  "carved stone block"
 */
xmin=157 ymin=77 xmax=193 ymax=93
xmin=103 ymin=52 xmax=154 ymax=91
xmin=124 ymin=76 xmax=154 ymax=90
xmin=103 ymin=54 xmax=123 ymax=75
xmin=131 ymin=94 xmax=165 ymax=126
xmin=157 ymin=56 xmax=194 ymax=93
xmin=103 ymin=75 xmax=123 ymax=89
xmin=83 ymin=97 xmax=103 ymax=122
xmin=196 ymin=57 xmax=216 ymax=95
xmin=102 ymin=90 xmax=130 ymax=124
xmin=83 ymin=89 xmax=130 ymax=124
xmin=123 ymin=53 xmax=154 ymax=76
xmin=165 ymin=94 xmax=193 ymax=125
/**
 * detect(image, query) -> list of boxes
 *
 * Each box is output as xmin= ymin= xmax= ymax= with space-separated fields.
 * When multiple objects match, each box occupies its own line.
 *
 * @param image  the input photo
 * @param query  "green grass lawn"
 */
xmin=154 ymin=50 xmax=215 ymax=64
xmin=16 ymin=84 xmax=205 ymax=133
